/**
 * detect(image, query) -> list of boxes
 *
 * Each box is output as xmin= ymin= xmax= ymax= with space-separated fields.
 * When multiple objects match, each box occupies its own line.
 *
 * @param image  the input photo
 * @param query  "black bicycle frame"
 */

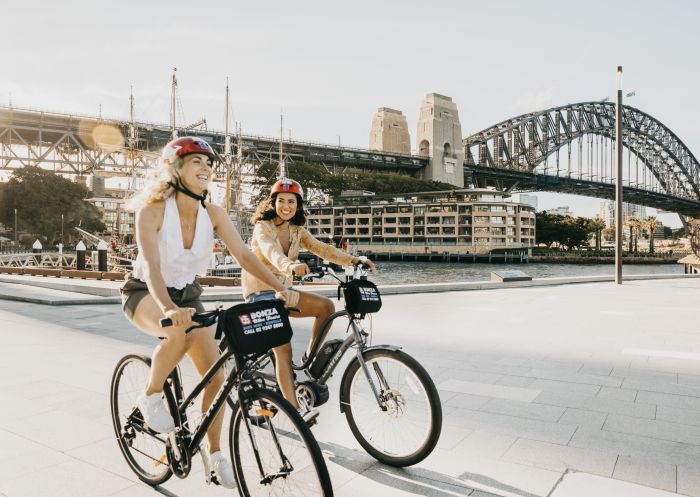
xmin=174 ymin=349 xmax=239 ymax=453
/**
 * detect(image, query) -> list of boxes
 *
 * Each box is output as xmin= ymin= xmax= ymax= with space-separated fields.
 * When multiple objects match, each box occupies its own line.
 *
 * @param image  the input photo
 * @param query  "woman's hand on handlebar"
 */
xmin=275 ymin=289 xmax=300 ymax=308
xmin=291 ymin=262 xmax=310 ymax=277
xmin=162 ymin=307 xmax=195 ymax=327
xmin=353 ymin=256 xmax=377 ymax=273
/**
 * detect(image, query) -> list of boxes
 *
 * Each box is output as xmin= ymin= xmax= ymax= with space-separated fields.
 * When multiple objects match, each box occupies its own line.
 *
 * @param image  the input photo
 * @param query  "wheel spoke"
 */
xmin=347 ymin=351 xmax=438 ymax=462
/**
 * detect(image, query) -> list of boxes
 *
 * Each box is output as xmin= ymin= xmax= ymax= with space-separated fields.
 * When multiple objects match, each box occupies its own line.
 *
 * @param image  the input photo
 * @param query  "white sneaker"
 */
xmin=209 ymin=451 xmax=236 ymax=489
xmin=136 ymin=391 xmax=175 ymax=433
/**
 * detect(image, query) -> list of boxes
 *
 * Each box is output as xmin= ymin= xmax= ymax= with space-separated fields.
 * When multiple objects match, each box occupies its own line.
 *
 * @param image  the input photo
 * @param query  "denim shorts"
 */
xmin=245 ymin=287 xmax=293 ymax=303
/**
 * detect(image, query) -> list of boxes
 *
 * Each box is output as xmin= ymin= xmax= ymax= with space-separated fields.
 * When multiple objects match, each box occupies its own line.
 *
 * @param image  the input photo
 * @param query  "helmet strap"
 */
xmin=168 ymin=180 xmax=208 ymax=209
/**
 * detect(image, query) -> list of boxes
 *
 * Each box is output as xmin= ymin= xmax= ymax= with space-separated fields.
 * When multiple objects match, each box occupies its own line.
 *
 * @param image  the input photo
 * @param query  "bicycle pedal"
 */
xmin=209 ymin=472 xmax=220 ymax=486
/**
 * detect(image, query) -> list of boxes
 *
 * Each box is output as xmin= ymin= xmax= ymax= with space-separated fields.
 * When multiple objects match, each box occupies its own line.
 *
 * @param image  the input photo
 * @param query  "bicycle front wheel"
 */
xmin=340 ymin=348 xmax=442 ymax=467
xmin=230 ymin=388 xmax=333 ymax=497
xmin=110 ymin=354 xmax=172 ymax=486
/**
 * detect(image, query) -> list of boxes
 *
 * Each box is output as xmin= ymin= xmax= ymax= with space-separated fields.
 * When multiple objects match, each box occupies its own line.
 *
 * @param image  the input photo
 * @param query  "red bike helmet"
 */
xmin=271 ymin=178 xmax=304 ymax=199
xmin=161 ymin=136 xmax=216 ymax=163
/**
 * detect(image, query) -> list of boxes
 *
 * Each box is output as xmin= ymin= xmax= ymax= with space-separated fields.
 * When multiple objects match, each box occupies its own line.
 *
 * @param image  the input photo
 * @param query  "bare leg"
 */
xmin=273 ymin=343 xmax=297 ymax=408
xmin=273 ymin=291 xmax=336 ymax=408
xmin=129 ymin=295 xmax=190 ymax=395
xmin=129 ymin=295 xmax=226 ymax=451
xmin=291 ymin=291 xmax=336 ymax=359
xmin=185 ymin=326 xmax=225 ymax=452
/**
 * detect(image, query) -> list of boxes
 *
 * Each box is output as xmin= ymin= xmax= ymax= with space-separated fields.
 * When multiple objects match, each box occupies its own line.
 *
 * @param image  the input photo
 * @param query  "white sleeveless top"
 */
xmin=133 ymin=196 xmax=214 ymax=289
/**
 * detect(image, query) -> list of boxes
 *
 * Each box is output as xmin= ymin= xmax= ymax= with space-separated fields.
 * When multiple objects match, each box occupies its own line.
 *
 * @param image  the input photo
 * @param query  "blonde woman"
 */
xmin=121 ymin=137 xmax=299 ymax=488
xmin=242 ymin=179 xmax=376 ymax=422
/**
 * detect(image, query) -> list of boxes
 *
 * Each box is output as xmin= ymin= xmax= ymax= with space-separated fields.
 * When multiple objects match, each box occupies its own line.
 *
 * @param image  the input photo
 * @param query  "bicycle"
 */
xmin=255 ymin=260 xmax=442 ymax=467
xmin=110 ymin=302 xmax=333 ymax=496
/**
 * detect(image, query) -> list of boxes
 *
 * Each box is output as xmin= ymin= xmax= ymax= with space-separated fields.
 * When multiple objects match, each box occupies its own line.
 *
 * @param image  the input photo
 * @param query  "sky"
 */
xmin=3 ymin=0 xmax=699 ymax=227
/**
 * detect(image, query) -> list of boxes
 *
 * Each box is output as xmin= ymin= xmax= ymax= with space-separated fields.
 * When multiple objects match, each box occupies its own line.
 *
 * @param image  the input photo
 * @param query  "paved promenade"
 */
xmin=1 ymin=277 xmax=699 ymax=496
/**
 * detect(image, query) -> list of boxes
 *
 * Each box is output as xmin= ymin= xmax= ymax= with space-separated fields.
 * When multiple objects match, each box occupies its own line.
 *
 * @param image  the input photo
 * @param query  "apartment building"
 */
xmin=86 ymin=197 xmax=135 ymax=243
xmin=305 ymin=189 xmax=536 ymax=251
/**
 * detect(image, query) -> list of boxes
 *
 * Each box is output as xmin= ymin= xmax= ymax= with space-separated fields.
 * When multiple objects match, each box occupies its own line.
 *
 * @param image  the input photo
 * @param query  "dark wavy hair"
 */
xmin=251 ymin=192 xmax=307 ymax=225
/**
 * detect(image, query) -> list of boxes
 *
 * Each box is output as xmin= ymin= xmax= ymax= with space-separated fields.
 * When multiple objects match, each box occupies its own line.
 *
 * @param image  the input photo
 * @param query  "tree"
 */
xmin=0 ymin=167 xmax=105 ymax=243
xmin=642 ymin=215 xmax=660 ymax=254
xmin=626 ymin=216 xmax=641 ymax=253
xmin=250 ymin=161 xmax=454 ymax=204
xmin=536 ymin=211 xmax=595 ymax=250
xmin=590 ymin=216 xmax=606 ymax=250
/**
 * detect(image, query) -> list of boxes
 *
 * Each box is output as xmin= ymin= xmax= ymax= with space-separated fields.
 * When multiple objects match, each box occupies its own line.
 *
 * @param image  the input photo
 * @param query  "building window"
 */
xmin=427 ymin=216 xmax=440 ymax=224
xmin=441 ymin=216 xmax=455 ymax=224
xmin=474 ymin=216 xmax=490 ymax=223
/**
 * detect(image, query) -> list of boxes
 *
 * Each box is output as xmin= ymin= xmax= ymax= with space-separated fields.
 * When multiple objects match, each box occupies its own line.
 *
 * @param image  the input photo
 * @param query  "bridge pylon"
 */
xmin=416 ymin=93 xmax=464 ymax=187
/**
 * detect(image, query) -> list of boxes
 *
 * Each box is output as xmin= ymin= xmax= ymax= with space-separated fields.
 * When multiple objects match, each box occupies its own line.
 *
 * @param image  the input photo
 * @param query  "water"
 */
xmin=364 ymin=261 xmax=683 ymax=285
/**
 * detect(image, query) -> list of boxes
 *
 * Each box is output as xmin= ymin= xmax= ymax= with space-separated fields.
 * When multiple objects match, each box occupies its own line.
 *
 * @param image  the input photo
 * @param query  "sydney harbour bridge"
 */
xmin=0 ymin=101 xmax=699 ymax=218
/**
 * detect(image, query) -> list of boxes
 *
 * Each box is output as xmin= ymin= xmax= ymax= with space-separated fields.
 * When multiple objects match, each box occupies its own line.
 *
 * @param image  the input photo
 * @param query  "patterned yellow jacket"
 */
xmin=241 ymin=219 xmax=355 ymax=298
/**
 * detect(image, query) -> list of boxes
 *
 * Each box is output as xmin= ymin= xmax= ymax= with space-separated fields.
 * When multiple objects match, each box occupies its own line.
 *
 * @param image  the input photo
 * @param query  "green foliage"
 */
xmin=536 ymin=210 xmax=595 ymax=250
xmin=250 ymin=161 xmax=453 ymax=204
xmin=0 ymin=168 xmax=105 ymax=242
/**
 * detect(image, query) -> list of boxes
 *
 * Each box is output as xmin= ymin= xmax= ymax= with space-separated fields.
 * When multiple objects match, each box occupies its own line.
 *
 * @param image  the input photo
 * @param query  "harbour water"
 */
xmin=364 ymin=261 xmax=683 ymax=285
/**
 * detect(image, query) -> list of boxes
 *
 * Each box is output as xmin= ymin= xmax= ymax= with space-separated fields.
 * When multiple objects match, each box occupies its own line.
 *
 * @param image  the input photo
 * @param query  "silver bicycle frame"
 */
xmin=316 ymin=317 xmax=384 ymax=406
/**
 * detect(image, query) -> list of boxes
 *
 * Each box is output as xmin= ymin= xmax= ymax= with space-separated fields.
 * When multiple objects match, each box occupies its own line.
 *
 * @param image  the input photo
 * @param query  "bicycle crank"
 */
xmin=165 ymin=434 xmax=192 ymax=478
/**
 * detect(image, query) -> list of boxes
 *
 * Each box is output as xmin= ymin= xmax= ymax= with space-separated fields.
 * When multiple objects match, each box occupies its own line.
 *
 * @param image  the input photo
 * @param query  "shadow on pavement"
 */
xmin=322 ymin=441 xmax=538 ymax=497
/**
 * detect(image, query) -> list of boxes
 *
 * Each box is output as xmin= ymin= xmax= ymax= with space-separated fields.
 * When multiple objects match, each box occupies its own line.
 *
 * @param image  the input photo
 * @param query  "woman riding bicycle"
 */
xmin=121 ymin=137 xmax=299 ymax=488
xmin=242 ymin=178 xmax=376 ymax=420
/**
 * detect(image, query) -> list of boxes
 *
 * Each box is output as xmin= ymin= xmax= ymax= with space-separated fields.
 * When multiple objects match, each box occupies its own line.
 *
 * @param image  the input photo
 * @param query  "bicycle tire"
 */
xmin=110 ymin=354 xmax=174 ymax=486
xmin=340 ymin=348 xmax=442 ymax=467
xmin=229 ymin=388 xmax=333 ymax=497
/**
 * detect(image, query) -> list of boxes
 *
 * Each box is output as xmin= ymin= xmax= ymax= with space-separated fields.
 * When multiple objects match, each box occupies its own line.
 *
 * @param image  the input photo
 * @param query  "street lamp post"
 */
xmin=14 ymin=208 xmax=17 ymax=244
xmin=61 ymin=214 xmax=64 ymax=244
xmin=615 ymin=66 xmax=624 ymax=285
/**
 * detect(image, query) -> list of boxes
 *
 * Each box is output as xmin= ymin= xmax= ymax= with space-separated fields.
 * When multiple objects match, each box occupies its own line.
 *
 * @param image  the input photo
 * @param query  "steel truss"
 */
xmin=463 ymin=102 xmax=700 ymax=215
xmin=0 ymin=106 xmax=427 ymax=180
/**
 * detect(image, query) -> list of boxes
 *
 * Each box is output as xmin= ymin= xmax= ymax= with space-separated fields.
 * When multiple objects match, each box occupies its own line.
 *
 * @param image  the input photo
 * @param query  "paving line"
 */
xmin=622 ymin=348 xmax=700 ymax=361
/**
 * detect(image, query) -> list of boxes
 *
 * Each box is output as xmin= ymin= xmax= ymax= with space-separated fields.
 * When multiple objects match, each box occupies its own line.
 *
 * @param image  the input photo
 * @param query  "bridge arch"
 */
xmin=463 ymin=102 xmax=700 ymax=210
xmin=418 ymin=139 xmax=430 ymax=156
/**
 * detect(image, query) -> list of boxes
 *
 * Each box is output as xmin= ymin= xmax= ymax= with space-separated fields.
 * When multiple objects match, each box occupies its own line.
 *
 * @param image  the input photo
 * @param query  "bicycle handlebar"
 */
xmin=159 ymin=300 xmax=301 ymax=328
xmin=298 ymin=258 xmax=372 ymax=284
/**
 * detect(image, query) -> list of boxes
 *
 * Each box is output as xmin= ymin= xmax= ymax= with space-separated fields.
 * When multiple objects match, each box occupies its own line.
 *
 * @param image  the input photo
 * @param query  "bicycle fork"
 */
xmin=349 ymin=320 xmax=387 ymax=411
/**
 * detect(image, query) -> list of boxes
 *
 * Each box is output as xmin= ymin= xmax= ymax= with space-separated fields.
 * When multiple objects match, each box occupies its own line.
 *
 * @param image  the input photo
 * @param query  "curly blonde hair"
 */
xmin=125 ymin=156 xmax=184 ymax=211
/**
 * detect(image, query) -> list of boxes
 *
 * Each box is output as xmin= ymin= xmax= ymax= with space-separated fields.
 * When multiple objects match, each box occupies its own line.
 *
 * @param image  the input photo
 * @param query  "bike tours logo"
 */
xmin=359 ymin=286 xmax=379 ymax=301
xmin=238 ymin=307 xmax=284 ymax=334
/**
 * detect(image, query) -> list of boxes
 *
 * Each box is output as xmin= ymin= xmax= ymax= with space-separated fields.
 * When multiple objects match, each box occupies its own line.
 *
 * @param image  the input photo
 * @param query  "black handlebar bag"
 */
xmin=216 ymin=300 xmax=293 ymax=355
xmin=342 ymin=279 xmax=382 ymax=314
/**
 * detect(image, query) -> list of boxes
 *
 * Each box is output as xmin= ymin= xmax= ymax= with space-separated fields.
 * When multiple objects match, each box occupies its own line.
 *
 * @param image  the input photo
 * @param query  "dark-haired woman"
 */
xmin=242 ymin=178 xmax=376 ymax=421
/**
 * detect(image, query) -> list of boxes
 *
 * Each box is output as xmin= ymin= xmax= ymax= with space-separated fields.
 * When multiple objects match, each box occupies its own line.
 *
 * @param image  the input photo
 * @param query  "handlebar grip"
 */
xmin=160 ymin=318 xmax=173 ymax=327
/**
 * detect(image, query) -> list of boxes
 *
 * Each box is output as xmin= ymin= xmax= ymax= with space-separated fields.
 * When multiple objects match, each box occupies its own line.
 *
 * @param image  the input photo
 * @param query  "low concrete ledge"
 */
xmin=1 ymin=272 xmax=698 ymax=305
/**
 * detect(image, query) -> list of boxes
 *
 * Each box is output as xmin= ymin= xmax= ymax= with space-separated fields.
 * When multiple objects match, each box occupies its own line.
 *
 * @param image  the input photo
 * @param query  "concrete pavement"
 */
xmin=1 ymin=277 xmax=700 ymax=496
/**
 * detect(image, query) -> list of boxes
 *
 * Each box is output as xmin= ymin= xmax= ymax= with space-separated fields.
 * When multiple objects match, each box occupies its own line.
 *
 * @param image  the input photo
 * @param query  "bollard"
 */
xmin=32 ymin=239 xmax=42 ymax=254
xmin=97 ymin=240 xmax=108 ymax=272
xmin=91 ymin=250 xmax=98 ymax=271
xmin=76 ymin=240 xmax=86 ymax=270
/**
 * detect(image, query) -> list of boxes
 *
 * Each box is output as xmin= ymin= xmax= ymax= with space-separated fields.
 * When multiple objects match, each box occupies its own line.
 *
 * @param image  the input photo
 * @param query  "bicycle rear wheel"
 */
xmin=110 ymin=354 xmax=172 ymax=486
xmin=340 ymin=348 xmax=442 ymax=467
xmin=230 ymin=388 xmax=333 ymax=497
